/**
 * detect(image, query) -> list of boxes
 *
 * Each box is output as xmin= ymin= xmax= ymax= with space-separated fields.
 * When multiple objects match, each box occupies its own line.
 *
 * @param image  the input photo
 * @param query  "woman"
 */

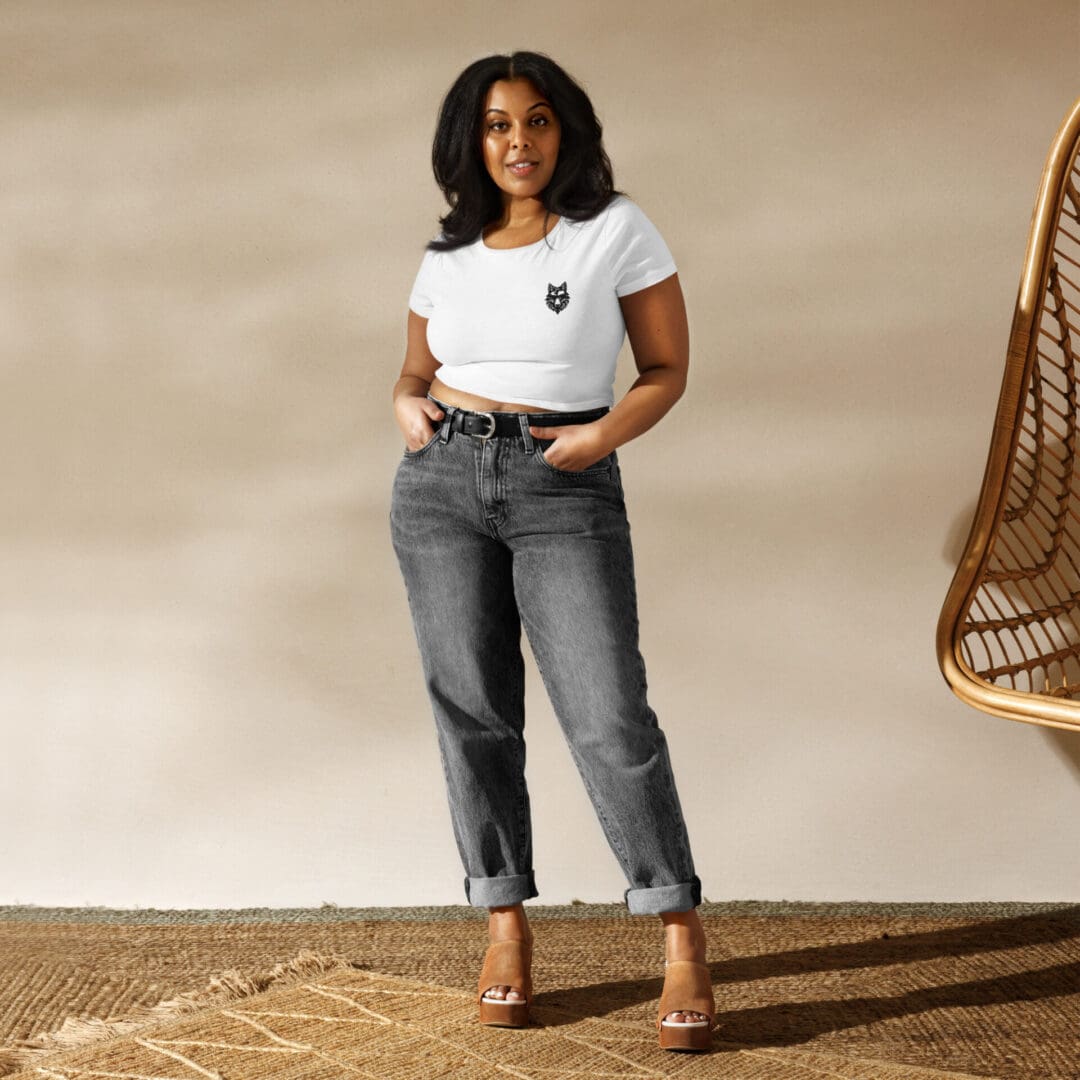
xmin=390 ymin=50 xmax=716 ymax=1052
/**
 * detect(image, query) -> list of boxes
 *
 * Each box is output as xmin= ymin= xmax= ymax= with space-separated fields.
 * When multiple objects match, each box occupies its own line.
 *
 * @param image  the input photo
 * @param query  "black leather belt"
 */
xmin=440 ymin=404 xmax=609 ymax=440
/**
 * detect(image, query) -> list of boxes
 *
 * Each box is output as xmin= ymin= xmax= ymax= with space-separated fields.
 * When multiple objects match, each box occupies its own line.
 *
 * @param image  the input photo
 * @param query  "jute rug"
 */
xmin=1 ymin=902 xmax=1078 ymax=1079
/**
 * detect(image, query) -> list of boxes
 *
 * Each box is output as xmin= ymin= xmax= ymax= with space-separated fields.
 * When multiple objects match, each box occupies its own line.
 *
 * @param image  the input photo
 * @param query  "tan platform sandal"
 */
xmin=656 ymin=958 xmax=716 ymax=1051
xmin=477 ymin=938 xmax=533 ymax=1028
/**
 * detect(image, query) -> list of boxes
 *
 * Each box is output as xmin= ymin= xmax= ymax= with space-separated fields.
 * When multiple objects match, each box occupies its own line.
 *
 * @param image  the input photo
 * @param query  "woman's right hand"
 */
xmin=395 ymin=392 xmax=446 ymax=451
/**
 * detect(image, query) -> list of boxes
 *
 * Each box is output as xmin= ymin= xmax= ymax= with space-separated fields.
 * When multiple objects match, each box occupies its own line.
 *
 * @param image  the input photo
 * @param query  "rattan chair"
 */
xmin=938 ymin=97 xmax=1080 ymax=732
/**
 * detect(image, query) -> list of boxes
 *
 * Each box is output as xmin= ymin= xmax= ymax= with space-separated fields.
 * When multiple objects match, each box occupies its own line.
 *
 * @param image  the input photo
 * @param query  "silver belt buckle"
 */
xmin=473 ymin=411 xmax=497 ymax=440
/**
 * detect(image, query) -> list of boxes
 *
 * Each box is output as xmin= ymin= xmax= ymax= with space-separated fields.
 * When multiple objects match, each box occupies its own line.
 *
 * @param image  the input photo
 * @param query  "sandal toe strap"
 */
xmin=477 ymin=940 xmax=533 ymax=1003
xmin=656 ymin=960 xmax=715 ymax=1029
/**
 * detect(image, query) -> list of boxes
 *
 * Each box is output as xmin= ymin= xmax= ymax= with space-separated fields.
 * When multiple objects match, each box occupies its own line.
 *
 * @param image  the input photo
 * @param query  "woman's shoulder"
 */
xmin=597 ymin=193 xmax=660 ymax=231
xmin=416 ymin=221 xmax=482 ymax=258
xmin=574 ymin=192 xmax=635 ymax=227
xmin=420 ymin=232 xmax=461 ymax=256
xmin=565 ymin=193 xmax=661 ymax=248
xmin=560 ymin=194 xmax=638 ymax=245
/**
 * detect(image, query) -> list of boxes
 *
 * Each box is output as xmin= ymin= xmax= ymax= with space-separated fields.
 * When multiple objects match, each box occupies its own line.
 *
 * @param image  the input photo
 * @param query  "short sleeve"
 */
xmin=605 ymin=197 xmax=678 ymax=297
xmin=407 ymin=248 xmax=438 ymax=317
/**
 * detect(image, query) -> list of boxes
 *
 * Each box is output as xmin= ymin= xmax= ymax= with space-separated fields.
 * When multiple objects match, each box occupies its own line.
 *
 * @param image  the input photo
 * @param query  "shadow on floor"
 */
xmin=530 ymin=906 xmax=1080 ymax=1050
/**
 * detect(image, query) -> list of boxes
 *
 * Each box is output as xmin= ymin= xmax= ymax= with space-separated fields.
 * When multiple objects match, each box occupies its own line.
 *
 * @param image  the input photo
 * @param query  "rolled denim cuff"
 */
xmin=624 ymin=875 xmax=702 ymax=915
xmin=464 ymin=871 xmax=539 ymax=908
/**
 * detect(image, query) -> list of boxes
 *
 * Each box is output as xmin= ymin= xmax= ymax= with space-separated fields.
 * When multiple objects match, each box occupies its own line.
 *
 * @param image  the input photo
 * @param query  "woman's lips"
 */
xmin=508 ymin=161 xmax=538 ymax=176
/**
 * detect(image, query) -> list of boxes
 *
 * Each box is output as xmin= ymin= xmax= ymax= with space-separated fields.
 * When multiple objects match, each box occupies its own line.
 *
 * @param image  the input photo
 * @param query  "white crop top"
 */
xmin=407 ymin=194 xmax=677 ymax=411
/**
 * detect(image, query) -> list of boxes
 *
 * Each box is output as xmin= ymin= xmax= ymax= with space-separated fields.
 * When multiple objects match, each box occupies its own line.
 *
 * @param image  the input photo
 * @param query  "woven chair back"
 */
xmin=938 ymin=97 xmax=1080 ymax=731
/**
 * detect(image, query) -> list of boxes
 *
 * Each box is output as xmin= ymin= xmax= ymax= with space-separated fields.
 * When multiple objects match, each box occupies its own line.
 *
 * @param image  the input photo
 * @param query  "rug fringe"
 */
xmin=0 ymin=948 xmax=364 ymax=1076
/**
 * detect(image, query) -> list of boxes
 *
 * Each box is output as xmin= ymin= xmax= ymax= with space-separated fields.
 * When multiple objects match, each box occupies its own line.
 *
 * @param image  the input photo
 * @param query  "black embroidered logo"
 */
xmin=545 ymin=281 xmax=570 ymax=314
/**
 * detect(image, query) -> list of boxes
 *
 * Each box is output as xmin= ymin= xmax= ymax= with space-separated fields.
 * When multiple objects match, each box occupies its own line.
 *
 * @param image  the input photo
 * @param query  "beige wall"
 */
xmin=4 ymin=0 xmax=1080 ymax=908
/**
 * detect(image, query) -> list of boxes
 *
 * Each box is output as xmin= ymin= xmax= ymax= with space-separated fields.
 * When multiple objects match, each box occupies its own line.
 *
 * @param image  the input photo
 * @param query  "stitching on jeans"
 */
xmin=510 ymin=651 xmax=531 ymax=877
xmin=480 ymin=439 xmax=507 ymax=537
xmin=492 ymin=438 xmax=508 ymax=532
xmin=516 ymin=748 xmax=530 ymax=875
xmin=657 ymin=738 xmax=695 ymax=876
xmin=472 ymin=438 xmax=488 ymax=534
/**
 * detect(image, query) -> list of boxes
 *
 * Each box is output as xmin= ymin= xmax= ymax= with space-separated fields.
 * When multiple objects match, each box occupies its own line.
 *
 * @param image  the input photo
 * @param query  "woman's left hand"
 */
xmin=528 ymin=421 xmax=612 ymax=472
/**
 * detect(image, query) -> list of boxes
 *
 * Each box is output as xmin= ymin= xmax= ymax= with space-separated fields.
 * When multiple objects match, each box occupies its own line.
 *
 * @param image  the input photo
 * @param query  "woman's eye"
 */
xmin=487 ymin=117 xmax=550 ymax=132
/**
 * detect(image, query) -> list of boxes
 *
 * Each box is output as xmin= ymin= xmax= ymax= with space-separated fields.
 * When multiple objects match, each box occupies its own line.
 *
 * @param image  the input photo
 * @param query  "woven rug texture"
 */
xmin=1 ymin=903 xmax=1078 ymax=1079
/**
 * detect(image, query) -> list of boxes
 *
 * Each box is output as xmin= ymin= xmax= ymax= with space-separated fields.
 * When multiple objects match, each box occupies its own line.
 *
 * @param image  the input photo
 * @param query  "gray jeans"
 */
xmin=389 ymin=395 xmax=702 ymax=915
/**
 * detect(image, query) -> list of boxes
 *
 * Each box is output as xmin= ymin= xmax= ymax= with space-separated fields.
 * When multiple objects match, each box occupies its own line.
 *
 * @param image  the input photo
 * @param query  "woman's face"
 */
xmin=480 ymin=77 xmax=561 ymax=202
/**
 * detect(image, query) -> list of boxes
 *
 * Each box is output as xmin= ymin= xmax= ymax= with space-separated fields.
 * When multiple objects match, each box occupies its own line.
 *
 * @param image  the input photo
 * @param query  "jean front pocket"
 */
xmin=532 ymin=437 xmax=613 ymax=478
xmin=402 ymin=427 xmax=442 ymax=459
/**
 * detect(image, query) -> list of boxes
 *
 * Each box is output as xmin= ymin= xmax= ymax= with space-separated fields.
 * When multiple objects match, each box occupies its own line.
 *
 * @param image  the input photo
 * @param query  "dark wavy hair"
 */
xmin=425 ymin=51 xmax=623 ymax=252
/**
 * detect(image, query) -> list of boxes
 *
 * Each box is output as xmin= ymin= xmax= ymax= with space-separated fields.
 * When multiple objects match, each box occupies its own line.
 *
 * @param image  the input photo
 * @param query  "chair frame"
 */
xmin=937 ymin=97 xmax=1080 ymax=732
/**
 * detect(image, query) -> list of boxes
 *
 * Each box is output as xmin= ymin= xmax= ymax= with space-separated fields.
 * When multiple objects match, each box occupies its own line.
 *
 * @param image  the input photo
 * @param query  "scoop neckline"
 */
xmin=479 ymin=215 xmax=564 ymax=252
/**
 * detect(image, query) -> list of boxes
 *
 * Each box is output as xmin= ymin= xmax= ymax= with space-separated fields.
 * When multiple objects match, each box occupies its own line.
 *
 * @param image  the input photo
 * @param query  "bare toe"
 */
xmin=665 ymin=1009 xmax=708 ymax=1024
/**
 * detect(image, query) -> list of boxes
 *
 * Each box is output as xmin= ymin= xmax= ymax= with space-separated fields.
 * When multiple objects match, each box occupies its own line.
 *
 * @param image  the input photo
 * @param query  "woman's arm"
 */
xmin=394 ymin=310 xmax=446 ymax=450
xmin=528 ymin=273 xmax=689 ymax=470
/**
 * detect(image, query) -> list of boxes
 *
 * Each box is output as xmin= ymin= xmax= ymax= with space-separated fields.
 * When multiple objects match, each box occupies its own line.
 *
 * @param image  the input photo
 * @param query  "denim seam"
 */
xmin=515 ymin=736 xmax=530 ymax=875
xmin=494 ymin=438 xmax=509 ymax=530
xmin=660 ymin=760 xmax=694 ymax=876
xmin=472 ymin=439 xmax=490 ymax=536
xmin=510 ymin=647 xmax=530 ymax=876
xmin=432 ymin=723 xmax=473 ymax=877
xmin=580 ymin=760 xmax=632 ymax=871
xmin=479 ymin=439 xmax=507 ymax=537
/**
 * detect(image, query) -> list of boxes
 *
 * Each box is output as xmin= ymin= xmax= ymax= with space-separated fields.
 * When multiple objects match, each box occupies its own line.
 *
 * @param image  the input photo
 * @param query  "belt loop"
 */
xmin=517 ymin=412 xmax=535 ymax=454
xmin=438 ymin=404 xmax=456 ymax=443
